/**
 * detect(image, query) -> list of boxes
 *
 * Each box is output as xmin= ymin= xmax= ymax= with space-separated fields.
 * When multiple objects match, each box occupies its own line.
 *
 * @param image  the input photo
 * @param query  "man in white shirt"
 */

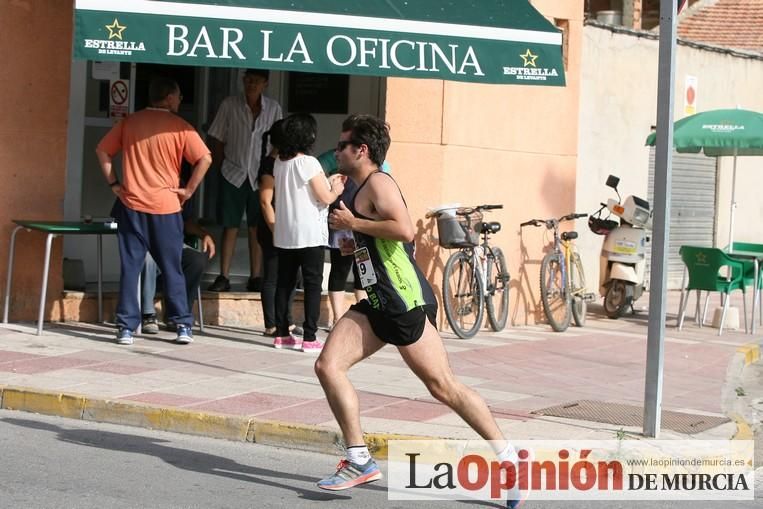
xmin=207 ymin=68 xmax=282 ymax=292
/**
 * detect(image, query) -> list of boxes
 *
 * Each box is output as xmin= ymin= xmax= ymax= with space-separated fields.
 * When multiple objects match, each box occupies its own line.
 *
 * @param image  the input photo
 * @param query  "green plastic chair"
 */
xmin=677 ymin=246 xmax=749 ymax=335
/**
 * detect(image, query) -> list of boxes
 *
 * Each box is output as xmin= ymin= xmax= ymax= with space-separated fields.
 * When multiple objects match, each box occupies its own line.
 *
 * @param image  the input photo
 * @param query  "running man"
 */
xmin=319 ymin=114 xmax=524 ymax=508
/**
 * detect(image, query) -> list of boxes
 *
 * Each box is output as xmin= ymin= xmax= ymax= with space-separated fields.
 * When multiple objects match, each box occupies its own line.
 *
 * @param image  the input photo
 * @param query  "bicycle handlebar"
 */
xmin=560 ymin=212 xmax=588 ymax=221
xmin=520 ymin=212 xmax=587 ymax=229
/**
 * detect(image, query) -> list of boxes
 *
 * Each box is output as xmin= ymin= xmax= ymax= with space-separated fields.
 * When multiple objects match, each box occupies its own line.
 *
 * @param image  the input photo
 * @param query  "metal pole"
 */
xmin=643 ymin=0 xmax=678 ymax=438
xmin=37 ymin=234 xmax=56 ymax=336
xmin=728 ymin=151 xmax=738 ymax=252
xmin=97 ymin=234 xmax=103 ymax=323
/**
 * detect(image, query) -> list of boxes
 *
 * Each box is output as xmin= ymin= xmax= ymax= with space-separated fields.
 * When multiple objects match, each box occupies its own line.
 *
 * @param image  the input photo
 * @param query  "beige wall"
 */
xmin=577 ymin=25 xmax=763 ymax=293
xmin=0 ymin=1 xmax=72 ymax=320
xmin=387 ymin=1 xmax=584 ymax=327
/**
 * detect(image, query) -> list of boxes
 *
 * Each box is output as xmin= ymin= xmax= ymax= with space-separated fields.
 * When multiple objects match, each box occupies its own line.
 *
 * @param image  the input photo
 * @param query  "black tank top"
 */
xmin=349 ymin=172 xmax=437 ymax=315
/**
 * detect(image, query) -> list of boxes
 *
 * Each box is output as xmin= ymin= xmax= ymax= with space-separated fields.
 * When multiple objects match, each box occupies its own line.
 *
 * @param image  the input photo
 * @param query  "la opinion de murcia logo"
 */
xmin=83 ymin=18 xmax=146 ymax=56
xmin=502 ymin=48 xmax=558 ymax=81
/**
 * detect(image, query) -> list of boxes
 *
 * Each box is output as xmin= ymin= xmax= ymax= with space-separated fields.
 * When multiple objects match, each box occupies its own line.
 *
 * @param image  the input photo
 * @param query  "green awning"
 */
xmin=73 ymin=0 xmax=565 ymax=86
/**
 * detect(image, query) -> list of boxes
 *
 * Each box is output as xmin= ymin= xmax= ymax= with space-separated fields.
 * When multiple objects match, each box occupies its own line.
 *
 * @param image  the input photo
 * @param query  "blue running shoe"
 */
xmin=317 ymin=458 xmax=382 ymax=491
xmin=175 ymin=324 xmax=193 ymax=344
xmin=116 ymin=328 xmax=134 ymax=345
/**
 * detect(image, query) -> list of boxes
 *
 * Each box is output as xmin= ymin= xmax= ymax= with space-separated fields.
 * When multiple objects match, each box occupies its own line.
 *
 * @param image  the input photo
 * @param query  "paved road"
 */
xmin=0 ymin=410 xmax=758 ymax=509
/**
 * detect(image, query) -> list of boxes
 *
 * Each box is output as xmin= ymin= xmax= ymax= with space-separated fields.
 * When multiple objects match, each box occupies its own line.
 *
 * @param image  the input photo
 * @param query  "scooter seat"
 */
xmin=477 ymin=222 xmax=501 ymax=234
xmin=561 ymin=231 xmax=578 ymax=241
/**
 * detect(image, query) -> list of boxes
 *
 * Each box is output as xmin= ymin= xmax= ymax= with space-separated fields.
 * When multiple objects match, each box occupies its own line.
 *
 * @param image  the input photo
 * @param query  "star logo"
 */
xmin=520 ymin=49 xmax=538 ymax=67
xmin=695 ymin=252 xmax=707 ymax=265
xmin=105 ymin=18 xmax=127 ymax=40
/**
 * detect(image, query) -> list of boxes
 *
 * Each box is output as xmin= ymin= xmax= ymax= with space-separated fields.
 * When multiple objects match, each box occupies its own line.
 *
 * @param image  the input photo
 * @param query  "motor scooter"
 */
xmin=589 ymin=175 xmax=652 ymax=318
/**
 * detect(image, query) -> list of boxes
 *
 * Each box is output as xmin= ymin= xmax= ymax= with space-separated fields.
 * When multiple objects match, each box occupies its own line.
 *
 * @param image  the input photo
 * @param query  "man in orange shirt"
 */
xmin=96 ymin=76 xmax=212 ymax=345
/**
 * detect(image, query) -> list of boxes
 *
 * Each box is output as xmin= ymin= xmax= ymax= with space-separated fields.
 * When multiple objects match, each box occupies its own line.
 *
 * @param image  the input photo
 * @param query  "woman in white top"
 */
xmin=272 ymin=113 xmax=345 ymax=353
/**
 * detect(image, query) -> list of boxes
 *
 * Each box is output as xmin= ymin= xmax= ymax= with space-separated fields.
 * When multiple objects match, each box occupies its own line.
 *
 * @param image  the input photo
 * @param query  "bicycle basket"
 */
xmin=588 ymin=216 xmax=618 ymax=235
xmin=436 ymin=209 xmax=483 ymax=248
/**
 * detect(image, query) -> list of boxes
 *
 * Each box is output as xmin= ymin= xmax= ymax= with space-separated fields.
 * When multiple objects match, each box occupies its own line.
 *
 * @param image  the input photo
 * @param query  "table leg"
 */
xmin=3 ymin=226 xmax=23 ymax=323
xmin=97 ymin=234 xmax=103 ymax=323
xmin=37 ymin=233 xmax=56 ymax=336
xmin=752 ymin=259 xmax=759 ymax=335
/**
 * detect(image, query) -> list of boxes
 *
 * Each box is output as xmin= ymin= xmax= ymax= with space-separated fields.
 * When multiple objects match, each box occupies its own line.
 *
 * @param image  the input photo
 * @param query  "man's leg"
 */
xmin=181 ymin=246 xmax=208 ymax=311
xmin=209 ymin=177 xmax=245 ymax=291
xmin=113 ymin=202 xmax=149 ymax=336
xmin=149 ymin=213 xmax=192 ymax=330
xmin=314 ymin=311 xmax=385 ymax=445
xmin=140 ymin=252 xmax=160 ymax=334
xmin=314 ymin=310 xmax=386 ymax=489
xmin=219 ymin=227 xmax=238 ymax=278
xmin=397 ymin=320 xmax=504 ymax=442
xmin=398 ymin=320 xmax=528 ymax=507
xmin=140 ymin=252 xmax=158 ymax=314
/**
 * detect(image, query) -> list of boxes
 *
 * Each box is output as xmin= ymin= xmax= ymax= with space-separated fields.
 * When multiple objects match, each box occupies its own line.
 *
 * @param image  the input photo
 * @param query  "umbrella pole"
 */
xmin=728 ymin=151 xmax=738 ymax=252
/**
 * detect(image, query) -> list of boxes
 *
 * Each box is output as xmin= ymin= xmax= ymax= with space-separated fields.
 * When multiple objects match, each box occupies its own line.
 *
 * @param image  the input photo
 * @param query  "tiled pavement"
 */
xmin=0 ymin=291 xmax=759 ymax=443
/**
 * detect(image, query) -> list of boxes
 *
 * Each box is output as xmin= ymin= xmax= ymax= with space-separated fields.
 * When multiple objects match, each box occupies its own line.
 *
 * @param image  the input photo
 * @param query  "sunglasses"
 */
xmin=336 ymin=140 xmax=356 ymax=151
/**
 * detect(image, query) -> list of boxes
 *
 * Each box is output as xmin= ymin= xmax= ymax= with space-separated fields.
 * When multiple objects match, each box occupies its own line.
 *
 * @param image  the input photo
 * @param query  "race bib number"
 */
xmin=354 ymin=247 xmax=378 ymax=287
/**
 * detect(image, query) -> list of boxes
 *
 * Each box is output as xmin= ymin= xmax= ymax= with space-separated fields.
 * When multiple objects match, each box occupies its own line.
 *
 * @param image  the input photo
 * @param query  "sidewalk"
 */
xmin=0 ymin=291 xmax=759 ymax=457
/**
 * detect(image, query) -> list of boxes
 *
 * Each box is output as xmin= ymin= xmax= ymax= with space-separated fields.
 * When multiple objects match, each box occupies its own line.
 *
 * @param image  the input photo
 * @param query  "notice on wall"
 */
xmin=684 ymin=75 xmax=698 ymax=116
xmin=109 ymin=79 xmax=129 ymax=122
xmin=92 ymin=61 xmax=119 ymax=81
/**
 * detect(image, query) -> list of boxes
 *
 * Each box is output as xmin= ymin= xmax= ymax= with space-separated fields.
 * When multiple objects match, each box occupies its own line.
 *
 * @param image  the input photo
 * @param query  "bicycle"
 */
xmin=520 ymin=212 xmax=591 ymax=332
xmin=429 ymin=204 xmax=510 ymax=339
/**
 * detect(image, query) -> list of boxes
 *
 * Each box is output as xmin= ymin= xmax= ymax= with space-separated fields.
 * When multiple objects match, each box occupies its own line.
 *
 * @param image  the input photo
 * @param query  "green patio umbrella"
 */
xmin=646 ymin=108 xmax=763 ymax=251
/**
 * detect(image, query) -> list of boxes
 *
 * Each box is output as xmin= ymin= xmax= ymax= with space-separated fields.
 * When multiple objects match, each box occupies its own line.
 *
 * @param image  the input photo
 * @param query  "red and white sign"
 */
xmin=109 ymin=79 xmax=129 ymax=121
xmin=684 ymin=75 xmax=698 ymax=115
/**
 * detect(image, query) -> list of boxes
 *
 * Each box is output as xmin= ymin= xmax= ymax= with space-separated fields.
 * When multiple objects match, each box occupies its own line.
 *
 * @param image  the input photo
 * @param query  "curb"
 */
xmin=729 ymin=342 xmax=761 ymax=440
xmin=0 ymin=385 xmax=433 ymax=459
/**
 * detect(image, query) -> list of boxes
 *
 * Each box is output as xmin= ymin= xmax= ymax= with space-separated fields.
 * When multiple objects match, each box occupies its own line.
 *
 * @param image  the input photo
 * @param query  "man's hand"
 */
xmin=110 ymin=183 xmax=124 ymax=200
xmin=329 ymin=201 xmax=355 ymax=230
xmin=201 ymin=234 xmax=216 ymax=259
xmin=170 ymin=187 xmax=193 ymax=205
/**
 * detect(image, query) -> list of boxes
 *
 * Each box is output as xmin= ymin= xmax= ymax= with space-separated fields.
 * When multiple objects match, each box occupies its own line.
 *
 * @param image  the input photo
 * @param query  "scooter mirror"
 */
xmin=606 ymin=175 xmax=620 ymax=190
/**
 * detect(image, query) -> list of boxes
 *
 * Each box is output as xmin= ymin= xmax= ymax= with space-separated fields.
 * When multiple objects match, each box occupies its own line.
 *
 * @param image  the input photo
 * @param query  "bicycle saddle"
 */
xmin=561 ymin=231 xmax=578 ymax=241
xmin=477 ymin=222 xmax=501 ymax=234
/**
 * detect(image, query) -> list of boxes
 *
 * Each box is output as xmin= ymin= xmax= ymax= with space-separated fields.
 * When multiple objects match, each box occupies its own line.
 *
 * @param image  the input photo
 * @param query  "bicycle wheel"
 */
xmin=540 ymin=251 xmax=571 ymax=332
xmin=443 ymin=251 xmax=484 ymax=339
xmin=569 ymin=251 xmax=587 ymax=327
xmin=485 ymin=247 xmax=510 ymax=331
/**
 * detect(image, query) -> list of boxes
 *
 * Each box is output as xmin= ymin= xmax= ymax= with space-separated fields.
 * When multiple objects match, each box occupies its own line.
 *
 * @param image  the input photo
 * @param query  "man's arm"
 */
xmin=172 ymin=153 xmax=212 ymax=204
xmin=95 ymin=148 xmax=123 ymax=197
xmin=329 ymin=174 xmax=414 ymax=242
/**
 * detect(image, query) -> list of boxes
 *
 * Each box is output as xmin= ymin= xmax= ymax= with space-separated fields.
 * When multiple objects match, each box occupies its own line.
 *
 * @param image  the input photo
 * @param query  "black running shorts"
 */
xmin=350 ymin=300 xmax=437 ymax=346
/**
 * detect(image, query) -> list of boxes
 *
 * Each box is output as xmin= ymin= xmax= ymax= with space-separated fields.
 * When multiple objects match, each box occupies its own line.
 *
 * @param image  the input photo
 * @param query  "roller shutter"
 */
xmin=647 ymin=149 xmax=717 ymax=289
